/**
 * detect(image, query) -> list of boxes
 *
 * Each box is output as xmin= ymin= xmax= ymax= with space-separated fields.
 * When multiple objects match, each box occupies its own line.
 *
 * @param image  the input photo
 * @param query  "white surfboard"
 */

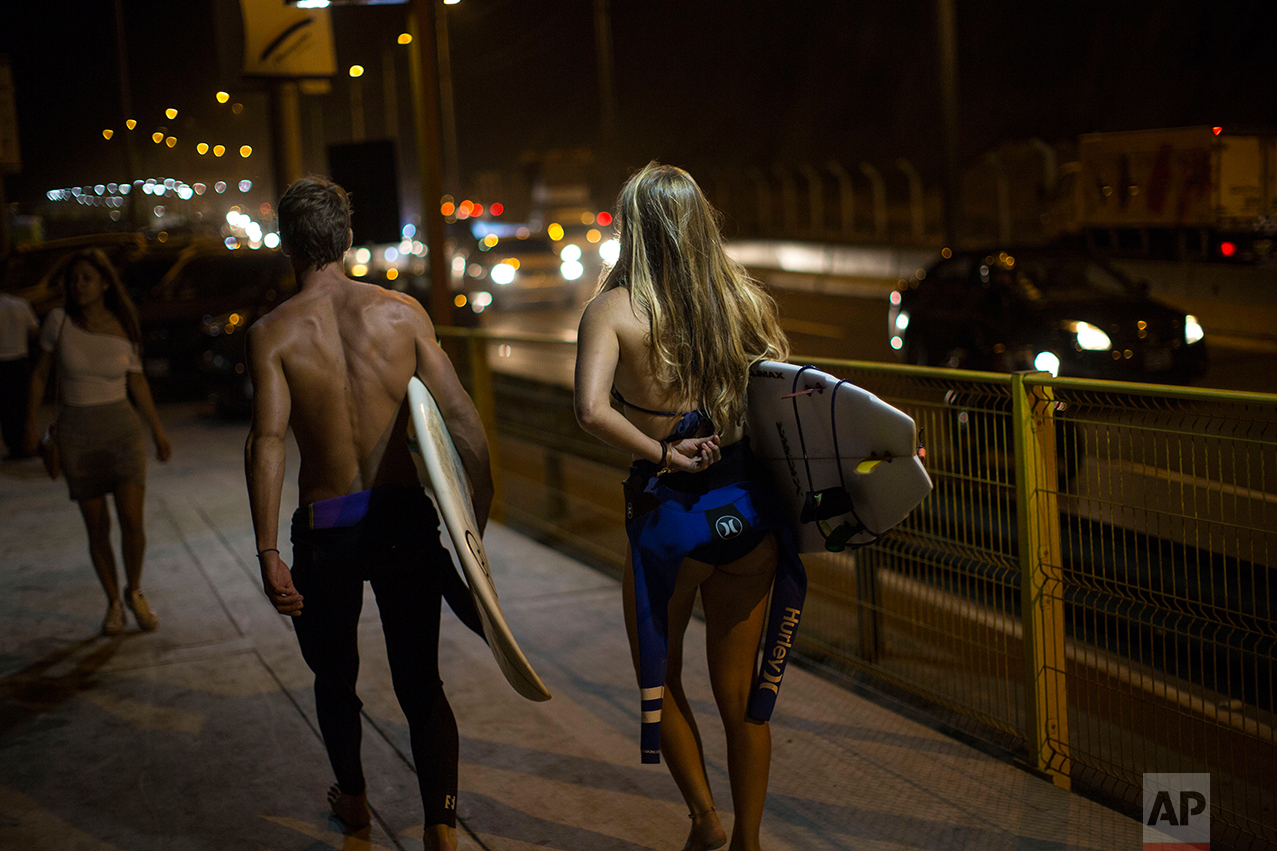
xmin=406 ymin=377 xmax=552 ymax=702
xmin=747 ymin=361 xmax=932 ymax=552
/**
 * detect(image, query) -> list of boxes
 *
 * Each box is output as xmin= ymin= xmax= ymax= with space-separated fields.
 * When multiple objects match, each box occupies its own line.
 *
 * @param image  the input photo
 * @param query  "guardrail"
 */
xmin=437 ymin=326 xmax=1277 ymax=850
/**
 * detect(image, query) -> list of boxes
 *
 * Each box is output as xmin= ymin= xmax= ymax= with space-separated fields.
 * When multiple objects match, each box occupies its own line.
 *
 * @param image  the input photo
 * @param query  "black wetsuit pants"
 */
xmin=290 ymin=485 xmax=459 ymax=828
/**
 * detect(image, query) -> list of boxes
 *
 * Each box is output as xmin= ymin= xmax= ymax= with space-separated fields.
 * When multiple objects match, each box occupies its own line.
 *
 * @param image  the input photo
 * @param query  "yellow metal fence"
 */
xmin=440 ymin=328 xmax=1277 ymax=850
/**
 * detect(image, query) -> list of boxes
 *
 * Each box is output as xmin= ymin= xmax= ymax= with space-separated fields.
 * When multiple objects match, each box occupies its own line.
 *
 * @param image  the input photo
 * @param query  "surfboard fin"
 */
xmin=800 ymin=487 xmax=887 ymax=552
xmin=800 ymin=487 xmax=854 ymax=523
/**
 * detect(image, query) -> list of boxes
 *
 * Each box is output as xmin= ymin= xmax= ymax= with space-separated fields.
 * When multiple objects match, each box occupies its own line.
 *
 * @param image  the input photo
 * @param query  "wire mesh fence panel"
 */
xmin=806 ymin=361 xmax=1029 ymax=744
xmin=1044 ymin=380 xmax=1277 ymax=848
xmin=455 ymin=328 xmax=1276 ymax=850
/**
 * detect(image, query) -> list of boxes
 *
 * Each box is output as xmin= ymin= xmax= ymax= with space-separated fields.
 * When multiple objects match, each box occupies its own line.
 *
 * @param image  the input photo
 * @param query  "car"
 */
xmin=887 ymin=249 xmax=1208 ymax=384
xmin=463 ymin=227 xmax=606 ymax=311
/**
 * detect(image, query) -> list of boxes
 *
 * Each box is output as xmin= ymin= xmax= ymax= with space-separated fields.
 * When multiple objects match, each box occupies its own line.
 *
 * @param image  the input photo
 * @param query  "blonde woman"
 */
xmin=575 ymin=163 xmax=806 ymax=851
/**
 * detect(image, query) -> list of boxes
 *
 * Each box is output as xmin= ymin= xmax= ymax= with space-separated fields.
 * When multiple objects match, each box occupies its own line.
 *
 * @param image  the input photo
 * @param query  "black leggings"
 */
xmin=290 ymin=486 xmax=458 ymax=828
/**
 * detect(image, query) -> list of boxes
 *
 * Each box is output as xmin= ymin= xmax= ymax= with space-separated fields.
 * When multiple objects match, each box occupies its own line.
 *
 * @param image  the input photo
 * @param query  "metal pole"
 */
xmin=0 ymin=173 xmax=8 ymax=257
xmin=382 ymin=49 xmax=399 ymax=140
xmin=986 ymin=152 xmax=1011 ymax=245
xmin=937 ymin=0 xmax=961 ymax=248
xmin=798 ymin=163 xmax=825 ymax=238
xmin=896 ymin=157 xmax=925 ymax=241
xmin=309 ymin=99 xmax=325 ymax=175
xmin=1011 ymin=371 xmax=1071 ymax=789
xmin=593 ymin=0 xmax=619 ymax=186
xmin=435 ymin=0 xmax=460 ymax=198
xmin=349 ymin=77 xmax=365 ymax=143
xmin=827 ymin=159 xmax=856 ymax=239
xmin=859 ymin=161 xmax=887 ymax=239
xmin=112 ymin=0 xmax=141 ymax=228
xmin=270 ymin=80 xmax=305 ymax=197
xmin=407 ymin=0 xmax=453 ymax=326
xmin=773 ymin=164 xmax=799 ymax=238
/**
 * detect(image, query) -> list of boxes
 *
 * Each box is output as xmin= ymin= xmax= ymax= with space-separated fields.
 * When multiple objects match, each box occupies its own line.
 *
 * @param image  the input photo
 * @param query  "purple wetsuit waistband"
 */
xmin=306 ymin=489 xmax=374 ymax=529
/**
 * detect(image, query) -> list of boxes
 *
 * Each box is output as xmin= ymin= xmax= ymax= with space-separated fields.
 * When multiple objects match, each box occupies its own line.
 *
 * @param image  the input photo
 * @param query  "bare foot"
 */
xmin=683 ymin=809 xmax=727 ymax=851
xmin=326 ymin=784 xmax=371 ymax=830
xmin=423 ymin=822 xmax=457 ymax=851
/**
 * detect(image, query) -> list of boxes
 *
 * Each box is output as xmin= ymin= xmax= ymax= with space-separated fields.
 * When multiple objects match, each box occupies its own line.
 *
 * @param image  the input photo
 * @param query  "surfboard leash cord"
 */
xmin=782 ymin=368 xmax=887 ymax=553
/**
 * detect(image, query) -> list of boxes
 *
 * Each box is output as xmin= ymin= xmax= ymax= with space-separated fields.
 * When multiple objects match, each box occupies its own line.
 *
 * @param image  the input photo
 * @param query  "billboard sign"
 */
xmin=239 ymin=0 xmax=336 ymax=78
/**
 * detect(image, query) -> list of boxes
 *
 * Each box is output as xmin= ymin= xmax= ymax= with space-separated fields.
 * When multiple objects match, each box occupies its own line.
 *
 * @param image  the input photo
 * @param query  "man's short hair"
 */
xmin=278 ymin=176 xmax=352 ymax=271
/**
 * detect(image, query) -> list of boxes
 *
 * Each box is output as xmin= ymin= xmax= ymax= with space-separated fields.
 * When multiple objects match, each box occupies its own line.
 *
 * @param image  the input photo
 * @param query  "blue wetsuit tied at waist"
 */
xmin=622 ymin=438 xmax=807 ymax=764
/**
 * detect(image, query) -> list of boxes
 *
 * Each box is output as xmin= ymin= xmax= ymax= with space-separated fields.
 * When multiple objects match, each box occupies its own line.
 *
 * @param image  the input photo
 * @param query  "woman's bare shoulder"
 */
xmin=582 ymin=287 xmax=641 ymax=330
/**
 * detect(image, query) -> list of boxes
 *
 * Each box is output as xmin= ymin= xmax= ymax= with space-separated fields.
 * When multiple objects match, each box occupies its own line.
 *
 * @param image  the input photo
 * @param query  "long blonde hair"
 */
xmin=597 ymin=162 xmax=788 ymax=431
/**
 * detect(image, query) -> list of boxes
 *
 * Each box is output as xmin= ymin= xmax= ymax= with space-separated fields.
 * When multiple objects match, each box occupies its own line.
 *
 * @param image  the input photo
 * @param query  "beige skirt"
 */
xmin=56 ymin=400 xmax=147 ymax=500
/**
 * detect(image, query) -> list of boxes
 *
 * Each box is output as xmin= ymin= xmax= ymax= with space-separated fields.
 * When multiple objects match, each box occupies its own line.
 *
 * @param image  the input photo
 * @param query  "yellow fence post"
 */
xmin=1011 ymin=371 xmax=1071 ymax=789
xmin=466 ymin=332 xmax=505 ymax=524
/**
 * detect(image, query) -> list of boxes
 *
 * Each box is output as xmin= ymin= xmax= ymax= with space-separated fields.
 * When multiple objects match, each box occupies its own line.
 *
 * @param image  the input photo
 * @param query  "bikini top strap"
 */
xmin=611 ymin=385 xmax=683 ymax=418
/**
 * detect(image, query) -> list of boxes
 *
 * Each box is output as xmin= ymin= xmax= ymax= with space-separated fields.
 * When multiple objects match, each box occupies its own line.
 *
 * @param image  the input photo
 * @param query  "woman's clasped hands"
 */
xmin=666 ymin=434 xmax=721 ymax=473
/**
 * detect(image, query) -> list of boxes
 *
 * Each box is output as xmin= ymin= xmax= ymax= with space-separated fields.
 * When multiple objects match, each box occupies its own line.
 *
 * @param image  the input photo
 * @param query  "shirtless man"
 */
xmin=245 ymin=176 xmax=492 ymax=851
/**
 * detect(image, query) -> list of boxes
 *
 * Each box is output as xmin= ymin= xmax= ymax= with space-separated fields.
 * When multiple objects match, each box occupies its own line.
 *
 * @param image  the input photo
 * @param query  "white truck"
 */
xmin=1054 ymin=126 xmax=1277 ymax=261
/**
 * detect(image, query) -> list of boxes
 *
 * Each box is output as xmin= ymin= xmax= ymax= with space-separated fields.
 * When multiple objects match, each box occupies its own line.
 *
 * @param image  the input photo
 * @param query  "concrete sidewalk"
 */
xmin=0 ymin=404 xmax=1142 ymax=850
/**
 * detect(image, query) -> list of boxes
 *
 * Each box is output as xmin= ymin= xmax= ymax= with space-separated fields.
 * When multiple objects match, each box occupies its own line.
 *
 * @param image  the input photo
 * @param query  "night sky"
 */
xmin=2 ymin=0 xmax=1273 ymax=208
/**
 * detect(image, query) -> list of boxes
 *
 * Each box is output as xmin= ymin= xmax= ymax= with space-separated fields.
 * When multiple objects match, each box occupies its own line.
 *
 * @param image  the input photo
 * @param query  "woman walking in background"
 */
xmin=26 ymin=248 xmax=172 ymax=635
xmin=574 ymin=163 xmax=806 ymax=851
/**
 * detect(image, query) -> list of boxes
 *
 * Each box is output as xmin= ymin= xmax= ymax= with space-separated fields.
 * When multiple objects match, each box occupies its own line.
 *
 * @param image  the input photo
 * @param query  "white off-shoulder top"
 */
xmin=40 ymin=308 xmax=143 ymax=407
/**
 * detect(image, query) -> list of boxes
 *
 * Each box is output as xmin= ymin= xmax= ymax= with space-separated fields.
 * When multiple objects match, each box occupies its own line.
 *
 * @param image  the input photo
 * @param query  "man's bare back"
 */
xmin=252 ymin=275 xmax=424 ymax=503
xmin=245 ymin=261 xmax=493 ymax=614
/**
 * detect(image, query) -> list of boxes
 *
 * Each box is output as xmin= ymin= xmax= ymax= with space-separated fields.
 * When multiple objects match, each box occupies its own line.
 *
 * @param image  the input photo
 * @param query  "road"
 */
xmin=476 ymin=273 xmax=1277 ymax=396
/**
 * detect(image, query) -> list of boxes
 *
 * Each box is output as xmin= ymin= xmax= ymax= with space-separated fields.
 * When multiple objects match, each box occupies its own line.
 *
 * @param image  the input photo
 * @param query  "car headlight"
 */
xmin=1068 ymin=320 xmax=1111 ymax=351
xmin=561 ymin=259 xmax=584 ymax=281
xmin=490 ymin=263 xmax=516 ymax=285
xmin=1034 ymin=351 xmax=1061 ymax=377
xmin=1184 ymin=314 xmax=1204 ymax=345
xmin=894 ymin=309 xmax=910 ymax=332
xmin=599 ymin=238 xmax=620 ymax=265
